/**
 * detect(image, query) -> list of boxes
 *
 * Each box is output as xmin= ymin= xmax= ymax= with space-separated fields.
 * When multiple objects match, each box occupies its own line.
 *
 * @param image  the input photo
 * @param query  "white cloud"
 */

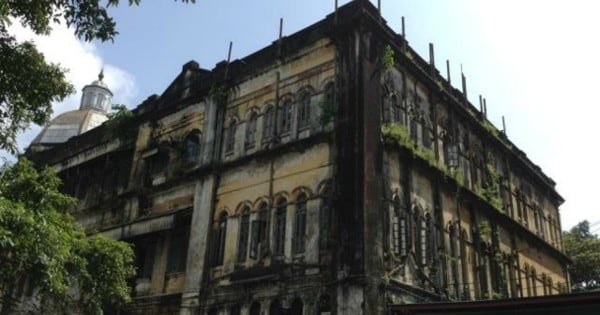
xmin=3 ymin=20 xmax=137 ymax=156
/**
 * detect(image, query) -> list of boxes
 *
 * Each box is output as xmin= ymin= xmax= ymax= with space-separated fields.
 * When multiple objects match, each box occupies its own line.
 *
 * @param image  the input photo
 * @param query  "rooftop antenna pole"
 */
xmin=401 ymin=16 xmax=406 ymax=52
xmin=378 ymin=0 xmax=381 ymax=20
xmin=479 ymin=95 xmax=484 ymax=114
xmin=461 ymin=64 xmax=468 ymax=104
xmin=446 ymin=59 xmax=451 ymax=85
xmin=335 ymin=0 xmax=338 ymax=24
xmin=224 ymin=41 xmax=233 ymax=80
xmin=483 ymin=97 xmax=488 ymax=118
xmin=428 ymin=43 xmax=435 ymax=71
xmin=278 ymin=18 xmax=283 ymax=58
xmin=502 ymin=115 xmax=507 ymax=135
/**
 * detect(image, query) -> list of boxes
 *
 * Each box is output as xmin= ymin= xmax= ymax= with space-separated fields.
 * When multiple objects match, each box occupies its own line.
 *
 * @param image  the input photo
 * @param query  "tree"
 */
xmin=0 ymin=0 xmax=195 ymax=154
xmin=563 ymin=220 xmax=600 ymax=291
xmin=0 ymin=158 xmax=135 ymax=314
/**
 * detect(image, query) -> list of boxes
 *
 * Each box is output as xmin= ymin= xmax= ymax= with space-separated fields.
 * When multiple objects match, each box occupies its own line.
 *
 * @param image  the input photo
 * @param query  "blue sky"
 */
xmin=6 ymin=0 xmax=600 ymax=231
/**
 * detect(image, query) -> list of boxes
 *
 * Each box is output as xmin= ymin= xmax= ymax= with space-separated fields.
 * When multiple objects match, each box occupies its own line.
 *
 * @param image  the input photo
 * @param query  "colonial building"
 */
xmin=26 ymin=1 xmax=569 ymax=314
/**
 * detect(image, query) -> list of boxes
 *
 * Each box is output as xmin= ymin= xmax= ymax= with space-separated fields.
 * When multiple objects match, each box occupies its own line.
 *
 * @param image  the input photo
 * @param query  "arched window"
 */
xmin=270 ymin=299 xmax=282 ymax=315
xmin=424 ymin=213 xmax=433 ymax=265
xmin=324 ymin=82 xmax=335 ymax=106
xmin=250 ymin=302 xmax=261 ymax=315
xmin=237 ymin=206 xmax=250 ymax=262
xmin=184 ymin=130 xmax=201 ymax=163
xmin=318 ymin=294 xmax=332 ymax=314
xmin=263 ymin=106 xmax=275 ymax=140
xmin=531 ymin=268 xmax=538 ymax=296
xmin=391 ymin=94 xmax=404 ymax=124
xmin=320 ymin=183 xmax=333 ymax=251
xmin=225 ymin=119 xmax=237 ymax=153
xmin=279 ymin=98 xmax=293 ymax=133
xmin=392 ymin=196 xmax=407 ymax=256
xmin=245 ymin=112 xmax=258 ymax=146
xmin=293 ymin=193 xmax=307 ymax=254
xmin=422 ymin=118 xmax=431 ymax=149
xmin=274 ymin=198 xmax=287 ymax=256
xmin=250 ymin=202 xmax=269 ymax=259
xmin=298 ymin=91 xmax=311 ymax=128
xmin=290 ymin=297 xmax=303 ymax=315
xmin=212 ymin=212 xmax=228 ymax=266
xmin=230 ymin=304 xmax=241 ymax=315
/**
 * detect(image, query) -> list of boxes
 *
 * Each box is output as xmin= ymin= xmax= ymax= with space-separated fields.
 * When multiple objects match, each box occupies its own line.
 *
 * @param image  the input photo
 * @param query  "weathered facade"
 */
xmin=26 ymin=1 xmax=569 ymax=314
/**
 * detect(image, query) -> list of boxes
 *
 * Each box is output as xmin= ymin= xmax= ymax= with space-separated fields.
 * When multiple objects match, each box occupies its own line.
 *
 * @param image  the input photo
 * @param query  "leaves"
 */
xmin=0 ymin=0 xmax=195 ymax=154
xmin=0 ymin=158 xmax=135 ymax=314
xmin=0 ymin=30 xmax=74 ymax=153
xmin=564 ymin=221 xmax=600 ymax=291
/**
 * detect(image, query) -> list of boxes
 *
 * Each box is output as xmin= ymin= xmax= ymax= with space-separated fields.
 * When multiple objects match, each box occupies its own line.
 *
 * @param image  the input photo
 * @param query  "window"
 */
xmin=318 ymin=294 xmax=332 ymax=314
xmin=320 ymin=184 xmax=333 ymax=251
xmin=298 ymin=91 xmax=311 ymax=128
xmin=392 ymin=196 xmax=407 ymax=256
xmin=270 ymin=299 xmax=283 ymax=315
xmin=274 ymin=198 xmax=287 ymax=256
xmin=230 ymin=304 xmax=241 ymax=315
xmin=290 ymin=298 xmax=304 ymax=315
xmin=184 ymin=130 xmax=201 ymax=163
xmin=250 ymin=302 xmax=261 ymax=315
xmin=167 ymin=226 xmax=190 ymax=273
xmin=279 ymin=98 xmax=293 ymax=133
xmin=391 ymin=94 xmax=403 ymax=124
xmin=134 ymin=238 xmax=156 ymax=279
xmin=212 ymin=212 xmax=227 ymax=266
xmin=324 ymin=82 xmax=335 ymax=106
xmin=245 ymin=112 xmax=258 ymax=146
xmin=225 ymin=119 xmax=237 ymax=153
xmin=250 ymin=202 xmax=268 ymax=259
xmin=237 ymin=207 xmax=250 ymax=262
xmin=293 ymin=193 xmax=307 ymax=254
xmin=263 ymin=106 xmax=275 ymax=140
xmin=422 ymin=118 xmax=431 ymax=149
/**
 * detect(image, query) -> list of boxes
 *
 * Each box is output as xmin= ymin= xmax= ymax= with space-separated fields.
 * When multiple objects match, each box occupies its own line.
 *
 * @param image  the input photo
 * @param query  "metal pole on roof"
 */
xmin=224 ymin=41 xmax=233 ymax=80
xmin=446 ymin=59 xmax=451 ymax=85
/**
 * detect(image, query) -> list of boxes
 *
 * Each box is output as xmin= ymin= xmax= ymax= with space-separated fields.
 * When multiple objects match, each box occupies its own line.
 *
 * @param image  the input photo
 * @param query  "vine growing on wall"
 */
xmin=319 ymin=101 xmax=336 ymax=126
xmin=382 ymin=45 xmax=395 ymax=69
xmin=382 ymin=123 xmax=464 ymax=184
xmin=103 ymin=104 xmax=135 ymax=142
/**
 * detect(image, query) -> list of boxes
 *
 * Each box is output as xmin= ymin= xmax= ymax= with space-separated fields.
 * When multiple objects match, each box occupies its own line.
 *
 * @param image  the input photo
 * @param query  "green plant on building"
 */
xmin=382 ymin=123 xmax=464 ymax=184
xmin=103 ymin=104 xmax=135 ymax=142
xmin=319 ymin=101 xmax=336 ymax=125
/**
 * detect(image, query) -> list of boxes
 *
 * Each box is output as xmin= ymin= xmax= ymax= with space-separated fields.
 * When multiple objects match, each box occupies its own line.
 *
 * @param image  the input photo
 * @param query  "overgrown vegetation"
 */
xmin=563 ymin=221 xmax=600 ymax=291
xmin=319 ymin=101 xmax=336 ymax=125
xmin=382 ymin=123 xmax=463 ymax=183
xmin=0 ymin=0 xmax=194 ymax=154
xmin=0 ymin=158 xmax=135 ymax=314
xmin=477 ymin=220 xmax=491 ymax=240
xmin=103 ymin=104 xmax=136 ymax=141
xmin=382 ymin=45 xmax=395 ymax=69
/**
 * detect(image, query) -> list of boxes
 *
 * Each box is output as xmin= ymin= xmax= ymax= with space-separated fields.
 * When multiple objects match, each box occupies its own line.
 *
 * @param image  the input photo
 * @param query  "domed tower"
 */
xmin=80 ymin=69 xmax=113 ymax=112
xmin=28 ymin=71 xmax=113 ymax=152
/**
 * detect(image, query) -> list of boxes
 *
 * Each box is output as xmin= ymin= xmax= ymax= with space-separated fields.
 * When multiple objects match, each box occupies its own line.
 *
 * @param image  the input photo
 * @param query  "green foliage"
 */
xmin=563 ymin=221 xmax=600 ymax=291
xmin=76 ymin=235 xmax=135 ymax=315
xmin=382 ymin=45 xmax=395 ymax=69
xmin=0 ymin=30 xmax=74 ymax=153
xmin=477 ymin=220 xmax=491 ymax=240
xmin=0 ymin=0 xmax=194 ymax=154
xmin=319 ymin=101 xmax=336 ymax=125
xmin=103 ymin=104 xmax=135 ymax=141
xmin=482 ymin=119 xmax=500 ymax=138
xmin=382 ymin=123 xmax=463 ymax=184
xmin=476 ymin=162 xmax=502 ymax=211
xmin=0 ymin=158 xmax=135 ymax=314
